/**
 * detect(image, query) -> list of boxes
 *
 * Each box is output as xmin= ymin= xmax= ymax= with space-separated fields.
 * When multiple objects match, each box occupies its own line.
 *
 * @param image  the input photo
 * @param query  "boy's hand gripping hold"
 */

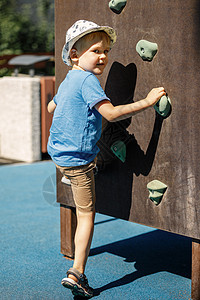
xmin=145 ymin=87 xmax=166 ymax=107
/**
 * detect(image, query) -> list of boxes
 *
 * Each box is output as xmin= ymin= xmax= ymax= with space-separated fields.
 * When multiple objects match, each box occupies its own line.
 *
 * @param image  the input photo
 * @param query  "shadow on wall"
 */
xmin=90 ymin=229 xmax=191 ymax=296
xmin=95 ymin=61 xmax=164 ymax=220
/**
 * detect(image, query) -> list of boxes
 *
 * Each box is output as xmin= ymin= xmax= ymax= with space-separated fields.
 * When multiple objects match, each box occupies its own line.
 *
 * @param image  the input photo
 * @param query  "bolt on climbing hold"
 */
xmin=111 ymin=140 xmax=126 ymax=163
xmin=154 ymin=94 xmax=172 ymax=118
xmin=147 ymin=180 xmax=167 ymax=205
xmin=136 ymin=40 xmax=158 ymax=62
xmin=109 ymin=0 xmax=127 ymax=14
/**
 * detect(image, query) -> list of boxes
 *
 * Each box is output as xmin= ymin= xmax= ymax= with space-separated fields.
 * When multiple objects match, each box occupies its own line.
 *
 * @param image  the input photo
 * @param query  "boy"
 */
xmin=47 ymin=20 xmax=165 ymax=298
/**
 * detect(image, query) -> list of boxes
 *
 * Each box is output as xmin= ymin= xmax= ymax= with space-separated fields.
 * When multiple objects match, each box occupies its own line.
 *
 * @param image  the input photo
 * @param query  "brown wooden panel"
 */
xmin=55 ymin=0 xmax=200 ymax=240
xmin=191 ymin=239 xmax=200 ymax=300
xmin=40 ymin=76 xmax=54 ymax=153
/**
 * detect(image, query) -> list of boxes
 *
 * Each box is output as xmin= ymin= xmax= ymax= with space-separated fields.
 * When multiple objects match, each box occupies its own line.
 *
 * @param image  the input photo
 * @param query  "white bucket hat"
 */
xmin=62 ymin=20 xmax=117 ymax=66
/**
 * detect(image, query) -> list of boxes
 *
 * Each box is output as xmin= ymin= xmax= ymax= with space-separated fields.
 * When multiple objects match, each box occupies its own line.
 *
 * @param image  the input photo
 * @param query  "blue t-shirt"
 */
xmin=47 ymin=70 xmax=110 ymax=166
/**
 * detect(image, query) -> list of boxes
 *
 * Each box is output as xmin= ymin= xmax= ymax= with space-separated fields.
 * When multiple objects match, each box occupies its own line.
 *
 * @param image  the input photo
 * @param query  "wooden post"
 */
xmin=60 ymin=205 xmax=76 ymax=258
xmin=191 ymin=239 xmax=200 ymax=300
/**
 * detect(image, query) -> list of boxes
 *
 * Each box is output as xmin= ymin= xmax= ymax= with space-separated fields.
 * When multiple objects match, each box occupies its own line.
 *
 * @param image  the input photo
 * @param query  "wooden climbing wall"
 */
xmin=55 ymin=0 xmax=200 ymax=240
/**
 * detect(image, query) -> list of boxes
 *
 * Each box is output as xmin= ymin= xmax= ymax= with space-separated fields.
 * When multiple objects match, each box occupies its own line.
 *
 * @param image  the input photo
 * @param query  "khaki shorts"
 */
xmin=56 ymin=159 xmax=96 ymax=212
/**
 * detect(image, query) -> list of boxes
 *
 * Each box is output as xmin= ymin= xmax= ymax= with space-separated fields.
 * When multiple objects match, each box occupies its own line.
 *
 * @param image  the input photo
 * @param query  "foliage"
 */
xmin=0 ymin=0 xmax=54 ymax=55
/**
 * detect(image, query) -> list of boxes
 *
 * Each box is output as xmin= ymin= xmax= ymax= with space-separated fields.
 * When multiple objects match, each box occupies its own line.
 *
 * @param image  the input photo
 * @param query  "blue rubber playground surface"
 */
xmin=0 ymin=161 xmax=192 ymax=299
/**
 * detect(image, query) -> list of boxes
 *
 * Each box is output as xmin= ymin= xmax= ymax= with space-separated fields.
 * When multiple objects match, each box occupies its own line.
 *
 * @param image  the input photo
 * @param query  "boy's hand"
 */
xmin=145 ymin=87 xmax=166 ymax=107
xmin=47 ymin=99 xmax=57 ymax=114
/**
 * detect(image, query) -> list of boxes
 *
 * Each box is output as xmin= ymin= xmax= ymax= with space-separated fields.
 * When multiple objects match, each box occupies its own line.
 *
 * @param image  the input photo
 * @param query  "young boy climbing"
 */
xmin=47 ymin=20 xmax=165 ymax=298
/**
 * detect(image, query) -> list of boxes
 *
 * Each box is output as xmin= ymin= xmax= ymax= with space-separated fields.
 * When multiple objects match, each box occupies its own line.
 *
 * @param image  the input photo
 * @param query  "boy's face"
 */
xmin=74 ymin=35 xmax=110 ymax=75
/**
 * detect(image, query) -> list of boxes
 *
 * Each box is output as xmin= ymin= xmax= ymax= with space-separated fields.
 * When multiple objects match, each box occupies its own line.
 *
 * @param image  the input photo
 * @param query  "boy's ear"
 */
xmin=70 ymin=48 xmax=79 ymax=63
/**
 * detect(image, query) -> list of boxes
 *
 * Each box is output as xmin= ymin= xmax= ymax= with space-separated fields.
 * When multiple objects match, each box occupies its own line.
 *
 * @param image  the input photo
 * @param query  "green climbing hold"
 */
xmin=136 ymin=39 xmax=158 ymax=62
xmin=111 ymin=140 xmax=126 ymax=163
xmin=109 ymin=0 xmax=127 ymax=14
xmin=147 ymin=180 xmax=167 ymax=205
xmin=154 ymin=95 xmax=171 ymax=118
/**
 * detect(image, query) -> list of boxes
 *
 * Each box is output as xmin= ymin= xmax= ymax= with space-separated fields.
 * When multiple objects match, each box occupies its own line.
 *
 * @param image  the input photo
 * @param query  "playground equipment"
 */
xmin=54 ymin=1 xmax=200 ymax=299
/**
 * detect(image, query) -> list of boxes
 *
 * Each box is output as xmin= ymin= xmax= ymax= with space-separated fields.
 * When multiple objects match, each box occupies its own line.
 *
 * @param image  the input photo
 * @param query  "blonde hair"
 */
xmin=72 ymin=31 xmax=111 ymax=53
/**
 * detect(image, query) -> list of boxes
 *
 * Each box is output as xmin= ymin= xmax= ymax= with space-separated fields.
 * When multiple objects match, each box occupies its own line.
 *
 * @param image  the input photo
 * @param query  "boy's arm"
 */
xmin=95 ymin=87 xmax=165 ymax=122
xmin=47 ymin=100 xmax=57 ymax=114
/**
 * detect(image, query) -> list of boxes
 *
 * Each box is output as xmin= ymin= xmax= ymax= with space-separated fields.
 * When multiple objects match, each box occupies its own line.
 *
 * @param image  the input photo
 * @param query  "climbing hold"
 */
xmin=154 ymin=95 xmax=171 ymax=118
xmin=136 ymin=40 xmax=158 ymax=61
xmin=111 ymin=140 xmax=126 ymax=162
xmin=109 ymin=0 xmax=127 ymax=14
xmin=147 ymin=180 xmax=167 ymax=205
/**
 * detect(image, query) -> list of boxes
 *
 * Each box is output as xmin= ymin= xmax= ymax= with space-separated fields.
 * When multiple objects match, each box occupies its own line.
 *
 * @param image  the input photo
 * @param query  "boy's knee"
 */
xmin=76 ymin=209 xmax=95 ymax=221
xmin=77 ymin=208 xmax=95 ymax=216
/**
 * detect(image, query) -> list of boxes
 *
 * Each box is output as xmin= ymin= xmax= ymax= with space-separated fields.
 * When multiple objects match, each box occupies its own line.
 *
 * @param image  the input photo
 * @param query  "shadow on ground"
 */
xmin=89 ymin=229 xmax=191 ymax=296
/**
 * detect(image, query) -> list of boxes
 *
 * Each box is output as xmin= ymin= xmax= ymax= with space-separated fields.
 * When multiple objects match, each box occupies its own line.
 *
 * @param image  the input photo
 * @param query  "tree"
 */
xmin=0 ymin=0 xmax=54 ymax=55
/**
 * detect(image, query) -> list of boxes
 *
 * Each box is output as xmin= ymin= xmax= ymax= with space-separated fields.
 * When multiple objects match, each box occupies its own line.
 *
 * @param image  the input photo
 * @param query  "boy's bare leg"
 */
xmin=68 ymin=209 xmax=95 ymax=280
